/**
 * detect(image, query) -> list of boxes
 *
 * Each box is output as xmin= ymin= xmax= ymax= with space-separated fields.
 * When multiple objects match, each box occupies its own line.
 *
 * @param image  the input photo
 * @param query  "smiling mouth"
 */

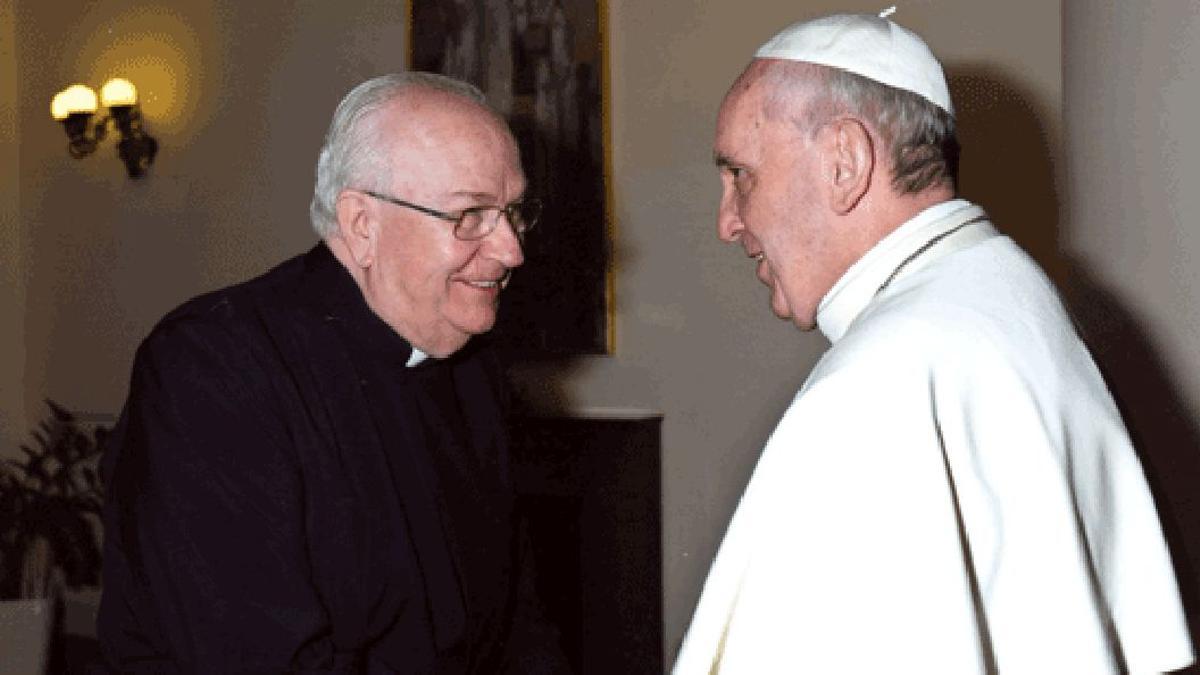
xmin=464 ymin=270 xmax=513 ymax=291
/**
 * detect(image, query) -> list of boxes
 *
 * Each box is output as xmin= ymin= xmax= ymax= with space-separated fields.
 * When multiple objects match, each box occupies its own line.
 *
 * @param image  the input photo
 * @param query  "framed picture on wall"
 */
xmin=408 ymin=0 xmax=612 ymax=356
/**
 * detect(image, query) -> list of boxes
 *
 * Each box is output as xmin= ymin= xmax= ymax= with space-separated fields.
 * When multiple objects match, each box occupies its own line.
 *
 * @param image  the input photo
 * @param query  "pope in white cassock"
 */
xmin=674 ymin=12 xmax=1195 ymax=675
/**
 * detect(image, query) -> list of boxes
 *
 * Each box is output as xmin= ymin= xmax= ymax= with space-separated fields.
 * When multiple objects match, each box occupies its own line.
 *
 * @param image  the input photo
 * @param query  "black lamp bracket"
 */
xmin=59 ymin=104 xmax=158 ymax=178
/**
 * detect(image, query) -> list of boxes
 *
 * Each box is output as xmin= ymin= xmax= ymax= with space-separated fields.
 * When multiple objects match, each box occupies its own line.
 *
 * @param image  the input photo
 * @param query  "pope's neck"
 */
xmin=871 ymin=183 xmax=957 ymax=241
xmin=830 ymin=182 xmax=956 ymax=291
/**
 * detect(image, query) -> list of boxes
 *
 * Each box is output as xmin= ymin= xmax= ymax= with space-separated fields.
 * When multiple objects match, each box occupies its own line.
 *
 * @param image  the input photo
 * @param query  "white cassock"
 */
xmin=674 ymin=200 xmax=1194 ymax=674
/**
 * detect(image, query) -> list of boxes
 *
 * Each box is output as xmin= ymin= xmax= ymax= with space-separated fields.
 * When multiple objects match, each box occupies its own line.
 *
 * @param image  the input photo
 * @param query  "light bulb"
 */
xmin=50 ymin=84 xmax=99 ymax=121
xmin=101 ymin=78 xmax=138 ymax=107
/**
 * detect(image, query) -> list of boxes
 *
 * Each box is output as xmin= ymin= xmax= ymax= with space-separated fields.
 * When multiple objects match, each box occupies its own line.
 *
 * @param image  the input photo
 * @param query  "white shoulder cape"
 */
xmin=674 ymin=201 xmax=1193 ymax=674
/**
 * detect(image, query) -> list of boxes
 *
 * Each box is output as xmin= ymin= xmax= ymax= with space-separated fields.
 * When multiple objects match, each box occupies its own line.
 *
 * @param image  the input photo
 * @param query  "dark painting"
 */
xmin=410 ymin=0 xmax=611 ymax=355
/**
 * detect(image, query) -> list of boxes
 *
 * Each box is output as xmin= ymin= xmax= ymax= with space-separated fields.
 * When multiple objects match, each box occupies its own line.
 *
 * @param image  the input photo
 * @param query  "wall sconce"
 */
xmin=50 ymin=78 xmax=159 ymax=178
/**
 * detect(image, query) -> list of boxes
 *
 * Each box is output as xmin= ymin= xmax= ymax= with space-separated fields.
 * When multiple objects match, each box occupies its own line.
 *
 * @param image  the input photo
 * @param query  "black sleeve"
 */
xmin=501 ymin=511 xmax=573 ymax=674
xmin=484 ymin=348 xmax=571 ymax=674
xmin=97 ymin=318 xmax=352 ymax=673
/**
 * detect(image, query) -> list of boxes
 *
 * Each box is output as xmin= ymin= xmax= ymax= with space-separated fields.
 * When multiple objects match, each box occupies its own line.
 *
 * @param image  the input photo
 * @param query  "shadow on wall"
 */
xmin=947 ymin=62 xmax=1066 ymax=285
xmin=949 ymin=62 xmax=1200 ymax=670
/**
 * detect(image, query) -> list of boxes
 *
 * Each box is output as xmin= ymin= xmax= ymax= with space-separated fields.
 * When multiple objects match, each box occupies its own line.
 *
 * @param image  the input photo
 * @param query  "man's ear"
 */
xmin=823 ymin=117 xmax=875 ymax=214
xmin=334 ymin=190 xmax=378 ymax=268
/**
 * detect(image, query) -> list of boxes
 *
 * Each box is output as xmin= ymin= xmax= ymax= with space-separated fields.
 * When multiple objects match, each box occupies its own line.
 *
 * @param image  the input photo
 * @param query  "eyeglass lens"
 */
xmin=456 ymin=200 xmax=542 ymax=240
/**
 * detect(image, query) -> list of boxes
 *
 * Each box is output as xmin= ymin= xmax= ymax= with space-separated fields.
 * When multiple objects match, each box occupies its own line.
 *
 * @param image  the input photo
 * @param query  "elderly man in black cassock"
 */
xmin=96 ymin=73 xmax=567 ymax=673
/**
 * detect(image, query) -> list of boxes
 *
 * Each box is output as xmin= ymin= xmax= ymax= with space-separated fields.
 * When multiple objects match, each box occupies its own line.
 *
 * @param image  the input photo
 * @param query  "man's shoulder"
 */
xmin=862 ymin=238 xmax=1061 ymax=339
xmin=162 ymin=249 xmax=310 ymax=323
xmin=136 ymin=247 xmax=319 ymax=372
xmin=812 ymin=240 xmax=1082 ymax=389
xmin=151 ymin=248 xmax=313 ymax=336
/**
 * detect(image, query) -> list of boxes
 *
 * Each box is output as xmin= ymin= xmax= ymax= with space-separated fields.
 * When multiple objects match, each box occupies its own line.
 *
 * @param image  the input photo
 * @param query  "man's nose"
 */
xmin=486 ymin=214 xmax=525 ymax=268
xmin=717 ymin=190 xmax=743 ymax=243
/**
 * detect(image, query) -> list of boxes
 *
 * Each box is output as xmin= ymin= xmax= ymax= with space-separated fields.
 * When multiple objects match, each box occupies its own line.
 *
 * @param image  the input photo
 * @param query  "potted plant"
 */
xmin=0 ymin=399 xmax=107 ymax=599
xmin=0 ymin=400 xmax=109 ymax=671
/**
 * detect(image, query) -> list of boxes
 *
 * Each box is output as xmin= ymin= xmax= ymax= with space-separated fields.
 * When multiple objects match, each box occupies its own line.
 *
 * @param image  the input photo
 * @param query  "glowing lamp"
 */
xmin=100 ymin=78 xmax=138 ymax=108
xmin=49 ymin=77 xmax=158 ymax=178
xmin=50 ymin=84 xmax=99 ymax=120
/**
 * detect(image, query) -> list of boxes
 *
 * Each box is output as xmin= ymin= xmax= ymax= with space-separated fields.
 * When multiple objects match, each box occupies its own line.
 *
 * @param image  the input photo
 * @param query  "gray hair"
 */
xmin=763 ymin=61 xmax=959 ymax=194
xmin=309 ymin=72 xmax=488 ymax=238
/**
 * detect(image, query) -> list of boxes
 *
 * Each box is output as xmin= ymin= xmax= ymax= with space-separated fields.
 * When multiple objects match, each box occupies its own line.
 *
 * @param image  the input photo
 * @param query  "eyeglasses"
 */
xmin=361 ymin=189 xmax=542 ymax=242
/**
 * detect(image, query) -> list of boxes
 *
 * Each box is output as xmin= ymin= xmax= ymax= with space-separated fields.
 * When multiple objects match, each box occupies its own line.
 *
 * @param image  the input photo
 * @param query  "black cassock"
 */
xmin=96 ymin=243 xmax=567 ymax=673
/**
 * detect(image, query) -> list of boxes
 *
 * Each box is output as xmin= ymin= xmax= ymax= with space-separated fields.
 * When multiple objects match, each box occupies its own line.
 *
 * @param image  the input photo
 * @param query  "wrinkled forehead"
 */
xmin=718 ymin=60 xmax=791 ymax=131
xmin=719 ymin=60 xmax=833 ymax=140
xmin=729 ymin=59 xmax=825 ymax=112
xmin=718 ymin=65 xmax=760 ymax=119
xmin=715 ymin=60 xmax=828 ymax=168
xmin=715 ymin=63 xmax=777 ymax=144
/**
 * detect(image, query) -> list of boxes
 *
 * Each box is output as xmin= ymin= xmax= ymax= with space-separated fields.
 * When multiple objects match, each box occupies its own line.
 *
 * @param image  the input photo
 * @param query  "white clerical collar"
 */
xmin=406 ymin=347 xmax=429 ymax=367
xmin=816 ymin=199 xmax=991 ymax=343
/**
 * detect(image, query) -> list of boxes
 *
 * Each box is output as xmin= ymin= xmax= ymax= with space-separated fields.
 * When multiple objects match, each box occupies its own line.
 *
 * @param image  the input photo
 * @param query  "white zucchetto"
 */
xmin=755 ymin=13 xmax=954 ymax=115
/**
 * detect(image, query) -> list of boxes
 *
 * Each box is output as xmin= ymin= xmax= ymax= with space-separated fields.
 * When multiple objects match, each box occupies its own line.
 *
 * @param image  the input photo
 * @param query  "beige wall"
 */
xmin=1063 ymin=0 xmax=1200 ymax=626
xmin=8 ymin=0 xmax=1065 ymax=664
xmin=1 ymin=0 xmax=25 ymax=452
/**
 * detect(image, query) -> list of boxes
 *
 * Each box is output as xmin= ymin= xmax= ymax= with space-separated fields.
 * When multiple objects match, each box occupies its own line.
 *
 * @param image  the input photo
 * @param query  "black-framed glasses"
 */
xmin=361 ymin=189 xmax=542 ymax=242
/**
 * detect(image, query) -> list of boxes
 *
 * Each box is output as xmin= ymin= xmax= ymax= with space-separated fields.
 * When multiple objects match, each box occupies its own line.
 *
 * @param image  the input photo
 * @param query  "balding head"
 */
xmin=309 ymin=73 xmax=503 ymax=239
xmin=316 ymin=73 xmax=527 ymax=358
xmin=374 ymin=86 xmax=518 ymax=207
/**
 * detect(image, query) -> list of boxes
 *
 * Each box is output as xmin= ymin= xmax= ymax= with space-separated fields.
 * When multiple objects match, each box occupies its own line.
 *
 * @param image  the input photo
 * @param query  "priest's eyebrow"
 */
xmin=450 ymin=190 xmax=498 ymax=200
xmin=448 ymin=189 xmax=530 ymax=203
